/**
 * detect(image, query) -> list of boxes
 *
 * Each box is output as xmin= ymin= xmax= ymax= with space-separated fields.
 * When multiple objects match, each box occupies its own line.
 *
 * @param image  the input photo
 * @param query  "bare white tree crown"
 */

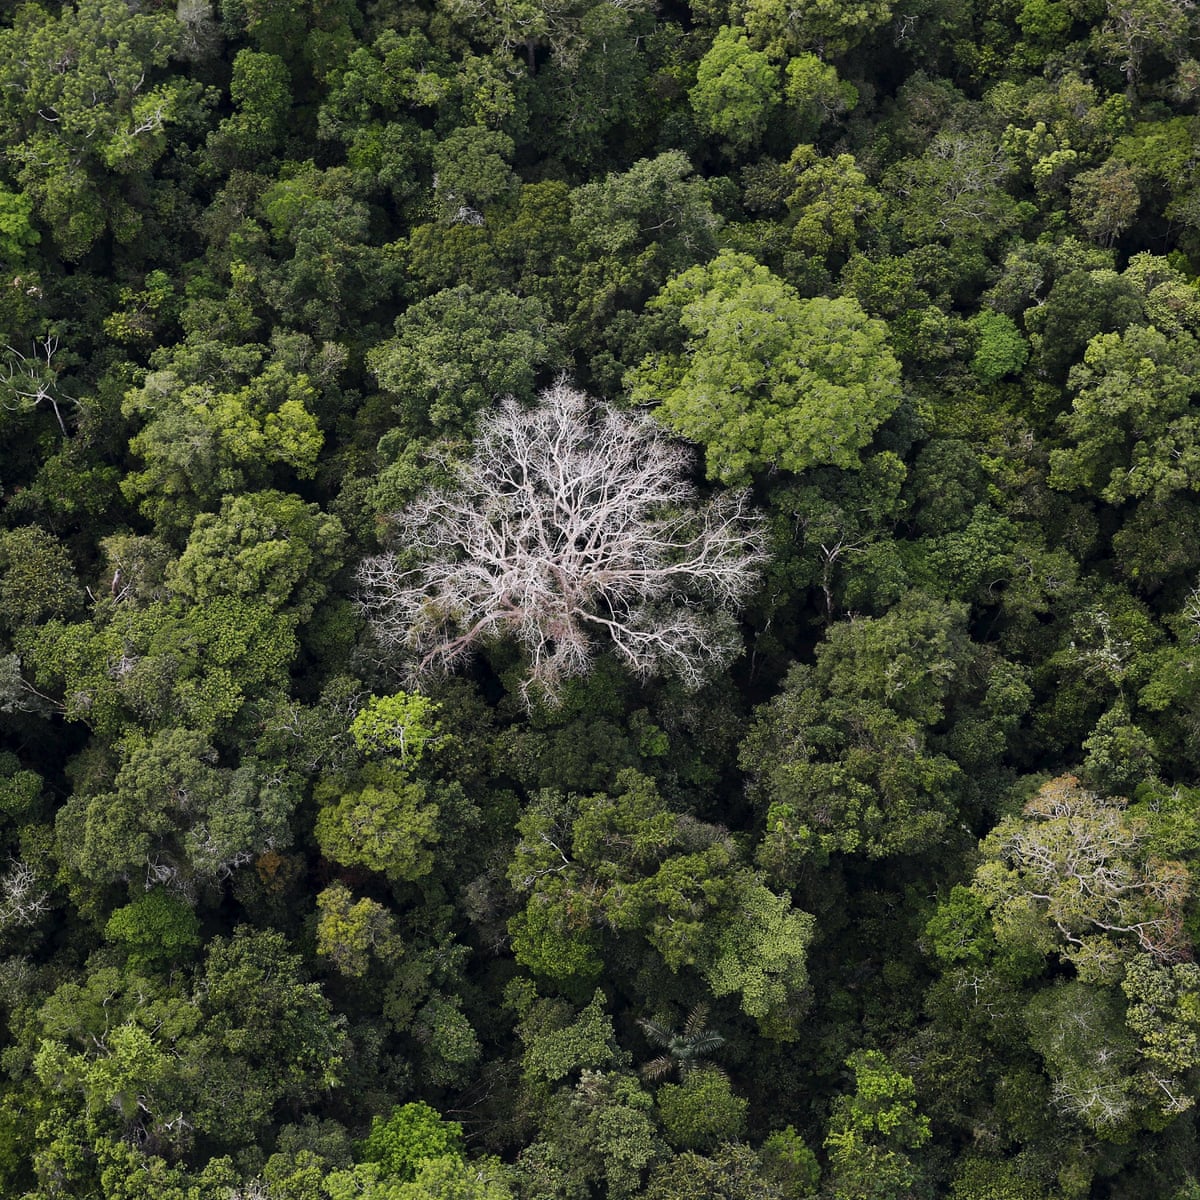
xmin=357 ymin=381 xmax=767 ymax=704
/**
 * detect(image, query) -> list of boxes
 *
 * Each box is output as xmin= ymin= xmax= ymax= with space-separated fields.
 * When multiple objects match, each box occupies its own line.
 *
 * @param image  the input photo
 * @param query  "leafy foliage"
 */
xmin=3 ymin=1 xmax=1200 ymax=1196
xmin=630 ymin=251 xmax=903 ymax=485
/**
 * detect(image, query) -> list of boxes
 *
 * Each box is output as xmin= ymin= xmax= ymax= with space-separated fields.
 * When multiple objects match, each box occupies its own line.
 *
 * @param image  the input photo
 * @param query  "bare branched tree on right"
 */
xmin=974 ymin=775 xmax=1191 ymax=977
xmin=357 ymin=381 xmax=766 ymax=706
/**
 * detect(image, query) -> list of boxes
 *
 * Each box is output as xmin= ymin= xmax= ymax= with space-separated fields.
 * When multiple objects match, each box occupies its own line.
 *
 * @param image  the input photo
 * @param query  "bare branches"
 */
xmin=0 ymin=859 xmax=51 ymax=930
xmin=1 ymin=335 xmax=77 ymax=434
xmin=358 ymin=381 xmax=766 ymax=705
xmin=977 ymin=775 xmax=1191 ymax=971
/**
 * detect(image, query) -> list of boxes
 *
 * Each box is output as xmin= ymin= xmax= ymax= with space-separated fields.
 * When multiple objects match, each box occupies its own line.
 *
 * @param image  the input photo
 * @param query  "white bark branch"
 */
xmin=358 ymin=381 xmax=766 ymax=705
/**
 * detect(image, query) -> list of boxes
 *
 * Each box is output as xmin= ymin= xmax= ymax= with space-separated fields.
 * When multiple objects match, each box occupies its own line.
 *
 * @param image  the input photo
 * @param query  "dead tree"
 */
xmin=357 ymin=381 xmax=766 ymax=705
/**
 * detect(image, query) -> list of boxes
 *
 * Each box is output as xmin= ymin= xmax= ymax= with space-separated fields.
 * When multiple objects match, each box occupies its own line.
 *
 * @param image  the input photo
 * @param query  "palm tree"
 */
xmin=637 ymin=1002 xmax=726 ymax=1082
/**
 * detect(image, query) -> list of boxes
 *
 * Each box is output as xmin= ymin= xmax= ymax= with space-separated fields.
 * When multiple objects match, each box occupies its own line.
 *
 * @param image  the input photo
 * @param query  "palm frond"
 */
xmin=682 ymin=1002 xmax=710 ymax=1040
xmin=687 ymin=1030 xmax=726 ymax=1056
xmin=641 ymin=1054 xmax=675 ymax=1082
xmin=636 ymin=1015 xmax=673 ymax=1049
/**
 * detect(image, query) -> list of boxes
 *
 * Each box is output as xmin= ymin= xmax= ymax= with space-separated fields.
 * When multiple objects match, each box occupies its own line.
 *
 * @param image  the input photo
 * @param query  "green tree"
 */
xmin=737 ymin=0 xmax=893 ymax=56
xmin=314 ymin=764 xmax=441 ymax=883
xmin=315 ymin=29 xmax=448 ymax=206
xmin=189 ymin=927 xmax=346 ymax=1146
xmin=1092 ymin=0 xmax=1196 ymax=86
xmin=883 ymin=132 xmax=1021 ymax=251
xmin=516 ymin=1071 xmax=661 ymax=1199
xmin=1070 ymin=160 xmax=1141 ymax=246
xmin=0 ymin=0 xmax=195 ymax=257
xmin=516 ymin=986 xmax=621 ymax=1085
xmin=27 ymin=931 xmax=344 ymax=1174
xmin=645 ymin=1142 xmax=799 ymax=1200
xmin=367 ymin=286 xmax=563 ymax=438
xmin=950 ymin=1158 xmax=1053 ymax=1200
xmin=1025 ymin=982 xmax=1139 ymax=1137
xmin=33 ymin=1023 xmax=188 ymax=1169
xmin=23 ymin=584 xmax=301 ymax=738
xmin=55 ymin=727 xmax=296 ymax=898
xmin=630 ymin=251 xmax=902 ymax=485
xmin=508 ymin=772 xmax=814 ymax=1034
xmin=689 ymin=27 xmax=780 ymax=154
xmin=784 ymin=55 xmax=858 ymax=139
xmin=567 ymin=151 xmax=722 ymax=374
xmin=432 ymin=126 xmax=519 ymax=222
xmin=526 ymin=11 xmax=652 ymax=170
xmin=782 ymin=147 xmax=880 ymax=271
xmin=657 ymin=1069 xmax=748 ymax=1151
xmin=443 ymin=0 xmax=653 ymax=72
xmin=1017 ymin=262 xmax=1142 ymax=384
xmin=170 ymin=490 xmax=344 ymax=620
xmin=823 ymin=1051 xmax=931 ymax=1200
xmin=207 ymin=50 xmax=292 ymax=167
xmin=1121 ymin=955 xmax=1200 ymax=1119
xmin=357 ymin=1102 xmax=464 ymax=1181
xmin=414 ymin=993 xmax=483 ymax=1088
xmin=0 ymin=335 xmax=81 ymax=435
xmin=122 ymin=360 xmax=323 ymax=531
xmin=256 ymin=163 xmax=401 ymax=337
xmin=743 ymin=595 xmax=989 ymax=868
xmin=1049 ymin=324 xmax=1200 ymax=505
xmin=103 ymin=890 xmax=201 ymax=969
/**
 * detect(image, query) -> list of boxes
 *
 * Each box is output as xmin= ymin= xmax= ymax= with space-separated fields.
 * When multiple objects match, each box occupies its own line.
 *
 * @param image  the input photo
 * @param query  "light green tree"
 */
xmin=0 ymin=526 xmax=82 ymax=630
xmin=630 ymin=251 xmax=902 ymax=485
xmin=974 ymin=776 xmax=1189 ymax=982
xmin=516 ymin=987 xmax=620 ymax=1085
xmin=103 ymin=890 xmax=201 ymax=969
xmin=689 ymin=27 xmax=779 ymax=153
xmin=784 ymin=55 xmax=858 ymax=137
xmin=350 ymin=693 xmax=442 ymax=764
xmin=0 ymin=183 xmax=39 ymax=263
xmin=314 ymin=765 xmax=440 ymax=883
xmin=315 ymin=883 xmax=402 ymax=977
xmin=356 ymin=1102 xmax=464 ymax=1181
xmin=824 ymin=1051 xmax=931 ymax=1200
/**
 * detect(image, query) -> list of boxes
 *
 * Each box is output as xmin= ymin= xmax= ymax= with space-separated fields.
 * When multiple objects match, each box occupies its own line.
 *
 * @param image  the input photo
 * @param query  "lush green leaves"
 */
xmin=630 ymin=251 xmax=902 ymax=485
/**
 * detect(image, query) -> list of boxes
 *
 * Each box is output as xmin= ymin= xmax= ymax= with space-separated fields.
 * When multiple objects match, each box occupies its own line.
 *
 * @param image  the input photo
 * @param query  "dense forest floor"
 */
xmin=3 ymin=0 xmax=1200 ymax=1196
